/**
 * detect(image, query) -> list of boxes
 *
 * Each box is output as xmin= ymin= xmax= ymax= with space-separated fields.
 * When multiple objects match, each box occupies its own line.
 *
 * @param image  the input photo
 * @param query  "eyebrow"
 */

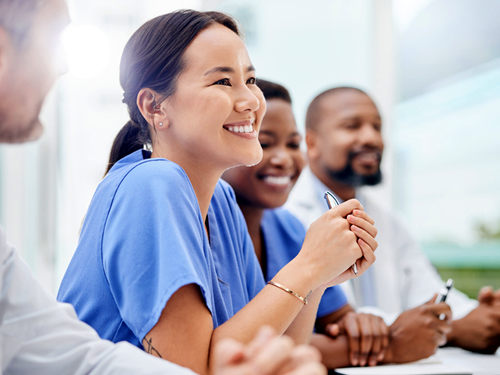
xmin=204 ymin=65 xmax=255 ymax=76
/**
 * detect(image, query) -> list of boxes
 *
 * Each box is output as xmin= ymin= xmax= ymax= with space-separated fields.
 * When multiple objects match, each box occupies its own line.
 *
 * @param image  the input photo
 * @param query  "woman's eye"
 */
xmin=259 ymin=142 xmax=269 ymax=149
xmin=247 ymin=77 xmax=256 ymax=84
xmin=288 ymin=143 xmax=301 ymax=149
xmin=214 ymin=78 xmax=231 ymax=86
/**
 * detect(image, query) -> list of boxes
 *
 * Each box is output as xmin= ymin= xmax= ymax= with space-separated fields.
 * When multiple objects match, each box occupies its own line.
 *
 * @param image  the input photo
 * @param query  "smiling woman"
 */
xmin=57 ymin=9 xmax=377 ymax=375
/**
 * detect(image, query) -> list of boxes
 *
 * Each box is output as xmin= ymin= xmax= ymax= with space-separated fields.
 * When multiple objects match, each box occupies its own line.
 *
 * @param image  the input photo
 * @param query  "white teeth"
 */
xmin=263 ymin=176 xmax=291 ymax=185
xmin=226 ymin=125 xmax=253 ymax=133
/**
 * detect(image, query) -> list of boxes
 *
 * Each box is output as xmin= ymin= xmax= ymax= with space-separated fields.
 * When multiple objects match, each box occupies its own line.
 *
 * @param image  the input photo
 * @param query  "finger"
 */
xmin=213 ymin=338 xmax=246 ymax=370
xmin=334 ymin=199 xmax=364 ymax=218
xmin=347 ymin=214 xmax=377 ymax=238
xmin=426 ymin=302 xmax=452 ymax=322
xmin=434 ymin=330 xmax=448 ymax=347
xmin=352 ymin=209 xmax=375 ymax=225
xmin=357 ymin=315 xmax=374 ymax=367
xmin=378 ymin=319 xmax=390 ymax=362
xmin=245 ymin=325 xmax=276 ymax=358
xmin=350 ymin=224 xmax=378 ymax=252
xmin=279 ymin=345 xmax=322 ymax=375
xmin=326 ymin=323 xmax=340 ymax=337
xmin=252 ymin=335 xmax=295 ymax=374
xmin=478 ymin=286 xmax=494 ymax=304
xmin=348 ymin=216 xmax=378 ymax=241
xmin=367 ymin=319 xmax=382 ymax=366
xmin=343 ymin=314 xmax=361 ymax=366
xmin=356 ymin=239 xmax=376 ymax=274
xmin=285 ymin=362 xmax=327 ymax=375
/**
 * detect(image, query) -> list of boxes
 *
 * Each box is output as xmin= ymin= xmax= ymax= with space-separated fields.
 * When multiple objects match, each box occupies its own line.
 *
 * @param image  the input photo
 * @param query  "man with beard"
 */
xmin=286 ymin=86 xmax=500 ymax=355
xmin=0 ymin=1 xmax=326 ymax=374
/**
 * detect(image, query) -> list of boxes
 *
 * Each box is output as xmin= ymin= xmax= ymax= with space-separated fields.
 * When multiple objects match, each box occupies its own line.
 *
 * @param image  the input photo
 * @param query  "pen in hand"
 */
xmin=436 ymin=278 xmax=453 ymax=320
xmin=324 ymin=191 xmax=359 ymax=276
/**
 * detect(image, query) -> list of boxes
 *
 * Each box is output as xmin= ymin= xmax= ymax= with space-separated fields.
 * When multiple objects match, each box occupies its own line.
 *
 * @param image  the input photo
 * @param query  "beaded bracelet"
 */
xmin=267 ymin=280 xmax=311 ymax=305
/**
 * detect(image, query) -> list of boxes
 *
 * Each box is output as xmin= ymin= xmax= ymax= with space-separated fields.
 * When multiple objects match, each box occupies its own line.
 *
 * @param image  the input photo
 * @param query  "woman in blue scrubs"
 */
xmin=58 ymin=10 xmax=378 ymax=375
xmin=222 ymin=79 xmax=390 ymax=369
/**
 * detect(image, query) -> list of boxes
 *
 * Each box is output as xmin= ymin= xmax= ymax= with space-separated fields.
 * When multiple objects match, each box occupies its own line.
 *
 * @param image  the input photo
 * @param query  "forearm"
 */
xmin=284 ymin=286 xmax=327 ymax=344
xmin=310 ymin=334 xmax=350 ymax=369
xmin=212 ymin=260 xmax=321 ymax=361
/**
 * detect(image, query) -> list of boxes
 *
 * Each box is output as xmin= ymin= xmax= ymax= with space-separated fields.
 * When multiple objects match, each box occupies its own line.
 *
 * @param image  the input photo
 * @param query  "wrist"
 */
xmin=274 ymin=256 xmax=319 ymax=299
xmin=445 ymin=320 xmax=460 ymax=347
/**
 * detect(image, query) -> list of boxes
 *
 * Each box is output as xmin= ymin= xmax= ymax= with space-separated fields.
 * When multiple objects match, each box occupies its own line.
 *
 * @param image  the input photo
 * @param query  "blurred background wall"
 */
xmin=0 ymin=0 xmax=499 ymax=296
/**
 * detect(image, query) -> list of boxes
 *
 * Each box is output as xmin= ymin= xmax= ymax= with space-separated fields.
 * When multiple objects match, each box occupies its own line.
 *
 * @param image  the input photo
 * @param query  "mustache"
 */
xmin=348 ymin=147 xmax=382 ymax=161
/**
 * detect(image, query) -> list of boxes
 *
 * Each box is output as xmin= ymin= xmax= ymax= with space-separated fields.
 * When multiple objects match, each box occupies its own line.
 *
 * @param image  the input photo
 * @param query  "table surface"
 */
xmin=334 ymin=347 xmax=500 ymax=375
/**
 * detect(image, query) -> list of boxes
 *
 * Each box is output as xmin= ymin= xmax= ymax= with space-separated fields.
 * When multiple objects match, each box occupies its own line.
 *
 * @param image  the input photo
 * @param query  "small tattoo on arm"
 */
xmin=144 ymin=336 xmax=162 ymax=358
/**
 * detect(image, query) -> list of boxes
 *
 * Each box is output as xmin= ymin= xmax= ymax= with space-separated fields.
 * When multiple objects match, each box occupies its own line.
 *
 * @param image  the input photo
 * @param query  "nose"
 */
xmin=359 ymin=123 xmax=383 ymax=148
xmin=269 ymin=147 xmax=294 ymax=169
xmin=234 ymin=85 xmax=260 ymax=113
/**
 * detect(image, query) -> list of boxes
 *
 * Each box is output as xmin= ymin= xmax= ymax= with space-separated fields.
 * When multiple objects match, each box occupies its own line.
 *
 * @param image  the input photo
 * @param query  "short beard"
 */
xmin=0 ymin=107 xmax=43 ymax=144
xmin=325 ymin=152 xmax=382 ymax=188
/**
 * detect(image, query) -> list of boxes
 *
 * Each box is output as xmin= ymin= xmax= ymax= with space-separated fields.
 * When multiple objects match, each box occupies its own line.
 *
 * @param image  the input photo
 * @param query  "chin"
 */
xmin=243 ymin=148 xmax=263 ymax=167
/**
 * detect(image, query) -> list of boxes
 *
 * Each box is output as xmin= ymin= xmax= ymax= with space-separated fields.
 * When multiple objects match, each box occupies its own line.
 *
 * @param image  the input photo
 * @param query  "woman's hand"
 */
xmin=213 ymin=326 xmax=327 ymax=375
xmin=297 ymin=199 xmax=377 ymax=290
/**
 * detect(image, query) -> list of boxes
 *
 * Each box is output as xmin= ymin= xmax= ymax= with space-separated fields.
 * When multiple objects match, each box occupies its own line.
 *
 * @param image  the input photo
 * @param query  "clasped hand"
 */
xmin=301 ymin=199 xmax=378 ymax=290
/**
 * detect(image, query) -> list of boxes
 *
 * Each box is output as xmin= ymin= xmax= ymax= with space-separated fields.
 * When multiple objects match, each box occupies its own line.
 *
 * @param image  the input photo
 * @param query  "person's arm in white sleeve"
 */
xmin=0 ymin=228 xmax=194 ymax=375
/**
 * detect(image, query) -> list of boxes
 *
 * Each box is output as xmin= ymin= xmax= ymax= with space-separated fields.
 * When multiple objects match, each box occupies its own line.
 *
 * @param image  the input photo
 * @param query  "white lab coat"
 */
xmin=0 ymin=226 xmax=195 ymax=375
xmin=285 ymin=167 xmax=478 ymax=324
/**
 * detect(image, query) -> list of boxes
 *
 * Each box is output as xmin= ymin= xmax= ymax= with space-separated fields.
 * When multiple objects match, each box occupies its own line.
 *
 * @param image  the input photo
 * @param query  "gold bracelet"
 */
xmin=267 ymin=281 xmax=311 ymax=305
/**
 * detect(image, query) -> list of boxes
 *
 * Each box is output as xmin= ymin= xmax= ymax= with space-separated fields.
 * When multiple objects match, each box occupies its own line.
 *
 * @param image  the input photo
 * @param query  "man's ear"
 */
xmin=305 ymin=129 xmax=319 ymax=161
xmin=136 ymin=88 xmax=169 ymax=130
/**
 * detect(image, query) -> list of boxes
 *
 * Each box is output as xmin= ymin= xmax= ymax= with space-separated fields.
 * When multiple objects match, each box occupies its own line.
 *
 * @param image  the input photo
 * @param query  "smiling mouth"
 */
xmin=352 ymin=151 xmax=381 ymax=164
xmin=262 ymin=175 xmax=293 ymax=186
xmin=223 ymin=119 xmax=255 ymax=134
xmin=224 ymin=124 xmax=254 ymax=133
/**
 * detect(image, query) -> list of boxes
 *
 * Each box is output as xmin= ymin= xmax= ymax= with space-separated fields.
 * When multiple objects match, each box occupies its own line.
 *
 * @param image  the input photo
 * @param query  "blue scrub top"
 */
xmin=57 ymin=150 xmax=265 ymax=348
xmin=262 ymin=208 xmax=348 ymax=318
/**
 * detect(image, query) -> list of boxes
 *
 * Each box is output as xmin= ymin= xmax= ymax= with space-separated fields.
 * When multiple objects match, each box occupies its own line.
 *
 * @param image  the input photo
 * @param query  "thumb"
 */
xmin=478 ymin=286 xmax=494 ymax=304
xmin=326 ymin=323 xmax=340 ymax=337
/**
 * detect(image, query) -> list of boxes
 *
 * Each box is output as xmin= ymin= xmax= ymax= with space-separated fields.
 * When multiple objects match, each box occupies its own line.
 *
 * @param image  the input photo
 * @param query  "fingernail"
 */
xmin=354 ymin=209 xmax=362 ymax=216
xmin=351 ymin=225 xmax=359 ymax=232
xmin=348 ymin=215 xmax=356 ymax=223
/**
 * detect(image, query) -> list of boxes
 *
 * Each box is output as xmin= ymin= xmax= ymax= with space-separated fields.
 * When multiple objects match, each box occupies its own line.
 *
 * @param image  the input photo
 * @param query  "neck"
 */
xmin=309 ymin=163 xmax=356 ymax=202
xmin=151 ymin=146 xmax=221 ymax=221
xmin=238 ymin=203 xmax=265 ymax=265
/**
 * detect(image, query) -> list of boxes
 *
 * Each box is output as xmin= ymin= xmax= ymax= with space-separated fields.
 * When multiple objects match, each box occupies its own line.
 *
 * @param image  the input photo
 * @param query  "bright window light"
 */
xmin=61 ymin=24 xmax=110 ymax=79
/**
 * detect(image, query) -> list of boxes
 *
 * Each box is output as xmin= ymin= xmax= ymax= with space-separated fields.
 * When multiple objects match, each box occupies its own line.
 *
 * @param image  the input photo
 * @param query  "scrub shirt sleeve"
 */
xmin=317 ymin=286 xmax=349 ymax=318
xmin=102 ymin=161 xmax=213 ymax=342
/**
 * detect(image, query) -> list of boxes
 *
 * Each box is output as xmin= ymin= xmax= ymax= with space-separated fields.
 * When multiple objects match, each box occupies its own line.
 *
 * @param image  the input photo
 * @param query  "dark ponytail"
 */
xmin=105 ymin=9 xmax=241 ymax=175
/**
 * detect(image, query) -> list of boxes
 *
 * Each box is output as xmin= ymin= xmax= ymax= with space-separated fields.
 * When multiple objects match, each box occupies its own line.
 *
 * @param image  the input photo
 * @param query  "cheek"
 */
xmin=293 ymin=152 xmax=305 ymax=175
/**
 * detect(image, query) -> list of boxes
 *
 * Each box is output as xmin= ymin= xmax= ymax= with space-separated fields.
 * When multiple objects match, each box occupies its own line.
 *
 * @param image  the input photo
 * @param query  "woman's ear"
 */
xmin=137 ymin=88 xmax=168 ymax=130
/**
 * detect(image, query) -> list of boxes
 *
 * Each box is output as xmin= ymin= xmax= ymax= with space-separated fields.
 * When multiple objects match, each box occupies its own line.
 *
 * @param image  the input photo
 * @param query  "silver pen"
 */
xmin=436 ymin=278 xmax=453 ymax=320
xmin=324 ymin=191 xmax=359 ymax=276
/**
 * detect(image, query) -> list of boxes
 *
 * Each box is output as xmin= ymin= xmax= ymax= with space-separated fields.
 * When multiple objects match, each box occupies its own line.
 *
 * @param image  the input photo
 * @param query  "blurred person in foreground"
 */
xmin=0 ymin=1 xmax=326 ymax=374
xmin=286 ymin=86 xmax=500 ymax=356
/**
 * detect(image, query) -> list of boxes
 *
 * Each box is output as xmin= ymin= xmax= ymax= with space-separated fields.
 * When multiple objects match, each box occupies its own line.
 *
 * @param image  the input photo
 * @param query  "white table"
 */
xmin=334 ymin=347 xmax=500 ymax=375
